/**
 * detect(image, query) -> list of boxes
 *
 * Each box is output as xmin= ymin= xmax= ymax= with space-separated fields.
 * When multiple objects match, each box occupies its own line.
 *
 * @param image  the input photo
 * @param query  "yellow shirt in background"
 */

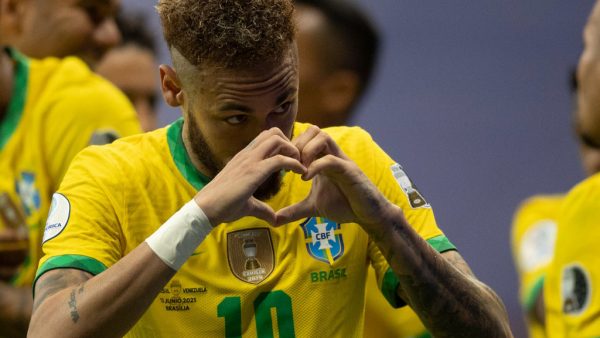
xmin=511 ymin=195 xmax=563 ymax=338
xmin=0 ymin=48 xmax=140 ymax=286
xmin=545 ymin=173 xmax=600 ymax=338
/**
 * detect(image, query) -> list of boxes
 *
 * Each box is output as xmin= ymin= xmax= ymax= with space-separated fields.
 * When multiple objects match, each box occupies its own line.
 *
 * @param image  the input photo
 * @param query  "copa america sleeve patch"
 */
xmin=42 ymin=193 xmax=71 ymax=243
xmin=390 ymin=163 xmax=430 ymax=209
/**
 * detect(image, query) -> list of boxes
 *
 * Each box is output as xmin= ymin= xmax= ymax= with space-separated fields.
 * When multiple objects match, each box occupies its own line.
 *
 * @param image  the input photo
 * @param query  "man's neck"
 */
xmin=0 ymin=48 xmax=15 ymax=122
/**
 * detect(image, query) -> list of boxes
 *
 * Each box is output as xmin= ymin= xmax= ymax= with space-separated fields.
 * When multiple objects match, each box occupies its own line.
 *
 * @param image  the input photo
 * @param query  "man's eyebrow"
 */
xmin=276 ymin=88 xmax=297 ymax=105
xmin=218 ymin=103 xmax=252 ymax=113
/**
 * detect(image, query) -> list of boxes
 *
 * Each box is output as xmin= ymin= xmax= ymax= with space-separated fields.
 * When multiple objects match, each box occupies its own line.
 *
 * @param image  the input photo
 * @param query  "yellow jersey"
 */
xmin=545 ymin=173 xmax=600 ymax=338
xmin=511 ymin=195 xmax=563 ymax=338
xmin=0 ymin=48 xmax=140 ymax=286
xmin=36 ymin=119 xmax=455 ymax=337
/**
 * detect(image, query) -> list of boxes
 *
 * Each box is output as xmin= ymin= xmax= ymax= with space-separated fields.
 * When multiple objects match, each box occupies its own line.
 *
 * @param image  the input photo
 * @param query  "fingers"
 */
xmin=302 ymin=154 xmax=348 ymax=181
xmin=247 ymin=198 xmax=276 ymax=225
xmin=293 ymin=125 xmax=346 ymax=167
xmin=259 ymin=155 xmax=306 ymax=178
xmin=275 ymin=198 xmax=315 ymax=226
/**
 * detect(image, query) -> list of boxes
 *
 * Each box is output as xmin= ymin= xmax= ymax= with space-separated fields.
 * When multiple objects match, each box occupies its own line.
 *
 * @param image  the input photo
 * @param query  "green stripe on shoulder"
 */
xmin=0 ymin=48 xmax=29 ymax=150
xmin=380 ymin=235 xmax=456 ymax=308
xmin=33 ymin=255 xmax=107 ymax=293
xmin=523 ymin=275 xmax=544 ymax=312
xmin=426 ymin=235 xmax=456 ymax=253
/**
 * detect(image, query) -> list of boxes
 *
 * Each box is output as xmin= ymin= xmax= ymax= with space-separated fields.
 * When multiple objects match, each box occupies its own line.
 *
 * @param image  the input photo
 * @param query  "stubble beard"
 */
xmin=186 ymin=113 xmax=283 ymax=201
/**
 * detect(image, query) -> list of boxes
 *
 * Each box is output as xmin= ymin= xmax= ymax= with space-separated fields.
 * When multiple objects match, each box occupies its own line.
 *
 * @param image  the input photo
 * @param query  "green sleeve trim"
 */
xmin=413 ymin=332 xmax=432 ymax=338
xmin=0 ymin=48 xmax=29 ymax=150
xmin=33 ymin=255 xmax=107 ymax=294
xmin=380 ymin=235 xmax=457 ymax=308
xmin=166 ymin=118 xmax=210 ymax=190
xmin=426 ymin=235 xmax=456 ymax=253
xmin=523 ymin=275 xmax=544 ymax=312
xmin=381 ymin=267 xmax=405 ymax=308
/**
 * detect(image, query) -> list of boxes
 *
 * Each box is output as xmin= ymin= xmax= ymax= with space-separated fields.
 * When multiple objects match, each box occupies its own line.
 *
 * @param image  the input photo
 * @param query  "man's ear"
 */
xmin=0 ymin=0 xmax=26 ymax=43
xmin=159 ymin=64 xmax=185 ymax=107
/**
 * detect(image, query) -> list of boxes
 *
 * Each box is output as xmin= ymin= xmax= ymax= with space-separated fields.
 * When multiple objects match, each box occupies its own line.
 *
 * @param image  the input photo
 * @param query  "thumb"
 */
xmin=247 ymin=198 xmax=276 ymax=225
xmin=275 ymin=198 xmax=315 ymax=226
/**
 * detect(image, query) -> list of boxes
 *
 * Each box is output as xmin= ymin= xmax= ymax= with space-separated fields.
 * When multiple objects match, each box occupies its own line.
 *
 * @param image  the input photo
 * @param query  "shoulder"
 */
xmin=561 ymin=173 xmax=600 ymax=221
xmin=36 ymin=56 xmax=136 ymax=122
xmin=514 ymin=194 xmax=565 ymax=220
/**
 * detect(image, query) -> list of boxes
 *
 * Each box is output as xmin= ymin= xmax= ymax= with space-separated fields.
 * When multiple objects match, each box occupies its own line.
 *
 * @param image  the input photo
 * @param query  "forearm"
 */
xmin=28 ymin=243 xmax=176 ymax=338
xmin=0 ymin=282 xmax=32 ymax=338
xmin=370 ymin=206 xmax=512 ymax=337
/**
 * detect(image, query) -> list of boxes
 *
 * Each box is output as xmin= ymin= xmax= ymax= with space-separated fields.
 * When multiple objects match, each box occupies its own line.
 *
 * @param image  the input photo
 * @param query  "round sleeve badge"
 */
xmin=42 ymin=193 xmax=71 ymax=243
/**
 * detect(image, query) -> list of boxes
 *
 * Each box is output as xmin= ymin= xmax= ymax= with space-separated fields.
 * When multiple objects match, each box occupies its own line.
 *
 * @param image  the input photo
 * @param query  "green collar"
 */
xmin=0 ymin=48 xmax=29 ymax=151
xmin=167 ymin=118 xmax=211 ymax=190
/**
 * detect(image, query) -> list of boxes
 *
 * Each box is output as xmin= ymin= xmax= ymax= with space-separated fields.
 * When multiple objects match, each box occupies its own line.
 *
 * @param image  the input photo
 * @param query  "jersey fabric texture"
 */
xmin=545 ymin=173 xmax=600 ymax=338
xmin=511 ymin=195 xmax=563 ymax=338
xmin=0 ymin=48 xmax=140 ymax=286
xmin=36 ymin=119 xmax=455 ymax=337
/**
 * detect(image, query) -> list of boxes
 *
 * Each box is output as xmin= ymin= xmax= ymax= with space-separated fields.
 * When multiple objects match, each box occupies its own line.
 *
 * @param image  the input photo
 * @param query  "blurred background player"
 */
xmin=295 ymin=0 xmax=378 ymax=128
xmin=511 ymin=3 xmax=600 ymax=337
xmin=0 ymin=0 xmax=141 ymax=336
xmin=511 ymin=59 xmax=600 ymax=338
xmin=97 ymin=11 xmax=160 ymax=132
xmin=5 ymin=0 xmax=121 ymax=68
xmin=294 ymin=0 xmax=429 ymax=336
xmin=544 ymin=1 xmax=600 ymax=335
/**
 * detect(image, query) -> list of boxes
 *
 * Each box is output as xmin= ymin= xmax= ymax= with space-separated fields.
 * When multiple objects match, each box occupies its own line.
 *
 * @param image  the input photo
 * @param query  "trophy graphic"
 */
xmin=243 ymin=238 xmax=261 ymax=270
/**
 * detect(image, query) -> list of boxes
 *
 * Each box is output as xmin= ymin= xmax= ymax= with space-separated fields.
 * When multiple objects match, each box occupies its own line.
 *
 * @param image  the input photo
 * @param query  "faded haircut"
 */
xmin=156 ymin=0 xmax=295 ymax=69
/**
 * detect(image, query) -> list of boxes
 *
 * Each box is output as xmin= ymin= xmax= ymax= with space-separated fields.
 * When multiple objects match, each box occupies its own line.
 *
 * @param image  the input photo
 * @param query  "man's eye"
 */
xmin=225 ymin=115 xmax=248 ymax=125
xmin=273 ymin=102 xmax=291 ymax=114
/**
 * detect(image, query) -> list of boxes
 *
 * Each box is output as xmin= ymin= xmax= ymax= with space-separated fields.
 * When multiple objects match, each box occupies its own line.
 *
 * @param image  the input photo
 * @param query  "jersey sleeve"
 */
xmin=545 ymin=174 xmax=600 ymax=337
xmin=510 ymin=197 xmax=559 ymax=313
xmin=343 ymin=127 xmax=456 ymax=308
xmin=41 ymin=76 xmax=141 ymax=191
xmin=34 ymin=147 xmax=127 ymax=288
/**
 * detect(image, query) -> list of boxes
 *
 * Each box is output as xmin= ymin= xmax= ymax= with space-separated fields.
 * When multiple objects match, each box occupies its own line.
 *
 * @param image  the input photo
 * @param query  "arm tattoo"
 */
xmin=68 ymin=289 xmax=79 ymax=323
xmin=33 ymin=269 xmax=91 ymax=312
xmin=379 ymin=222 xmax=509 ymax=337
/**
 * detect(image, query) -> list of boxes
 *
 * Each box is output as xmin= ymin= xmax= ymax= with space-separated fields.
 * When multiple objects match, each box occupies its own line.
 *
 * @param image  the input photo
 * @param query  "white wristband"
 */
xmin=145 ymin=200 xmax=213 ymax=270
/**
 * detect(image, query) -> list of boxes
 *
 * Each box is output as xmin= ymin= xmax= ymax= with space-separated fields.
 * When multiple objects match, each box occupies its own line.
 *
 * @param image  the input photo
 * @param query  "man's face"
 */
xmin=96 ymin=45 xmax=159 ymax=131
xmin=184 ymin=48 xmax=299 ymax=200
xmin=16 ymin=0 xmax=121 ymax=67
xmin=576 ymin=2 xmax=600 ymax=176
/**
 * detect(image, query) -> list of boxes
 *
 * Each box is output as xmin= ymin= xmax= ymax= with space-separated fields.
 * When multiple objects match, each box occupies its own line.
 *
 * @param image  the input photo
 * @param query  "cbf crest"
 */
xmin=301 ymin=217 xmax=344 ymax=265
xmin=227 ymin=228 xmax=274 ymax=284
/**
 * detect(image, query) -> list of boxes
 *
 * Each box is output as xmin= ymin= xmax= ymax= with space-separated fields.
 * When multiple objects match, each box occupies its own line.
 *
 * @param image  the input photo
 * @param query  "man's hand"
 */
xmin=275 ymin=125 xmax=394 ymax=230
xmin=193 ymin=128 xmax=307 ymax=226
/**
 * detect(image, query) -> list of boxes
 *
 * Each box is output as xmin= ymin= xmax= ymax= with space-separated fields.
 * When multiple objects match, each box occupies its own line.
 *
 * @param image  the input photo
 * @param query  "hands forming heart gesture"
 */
xmin=193 ymin=125 xmax=397 ymax=232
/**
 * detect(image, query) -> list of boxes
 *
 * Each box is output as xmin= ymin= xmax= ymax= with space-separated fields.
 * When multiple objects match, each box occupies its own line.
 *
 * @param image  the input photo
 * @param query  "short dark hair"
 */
xmin=295 ymin=0 xmax=380 ymax=91
xmin=156 ymin=0 xmax=295 ymax=69
xmin=115 ymin=11 xmax=157 ymax=55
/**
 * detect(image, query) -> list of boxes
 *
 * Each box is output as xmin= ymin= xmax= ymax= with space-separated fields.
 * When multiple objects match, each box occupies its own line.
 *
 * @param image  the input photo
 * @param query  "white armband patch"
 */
xmin=43 ymin=193 xmax=71 ymax=243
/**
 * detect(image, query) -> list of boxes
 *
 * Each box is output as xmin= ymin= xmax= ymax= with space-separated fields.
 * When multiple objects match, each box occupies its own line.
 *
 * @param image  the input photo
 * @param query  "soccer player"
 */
xmin=97 ymin=11 xmax=160 ymax=132
xmin=294 ymin=0 xmax=428 ymax=336
xmin=0 ymin=1 xmax=141 ymax=336
xmin=28 ymin=1 xmax=512 ymax=337
xmin=544 ymin=1 xmax=600 ymax=336
xmin=511 ymin=20 xmax=600 ymax=338
xmin=5 ymin=0 xmax=121 ymax=68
